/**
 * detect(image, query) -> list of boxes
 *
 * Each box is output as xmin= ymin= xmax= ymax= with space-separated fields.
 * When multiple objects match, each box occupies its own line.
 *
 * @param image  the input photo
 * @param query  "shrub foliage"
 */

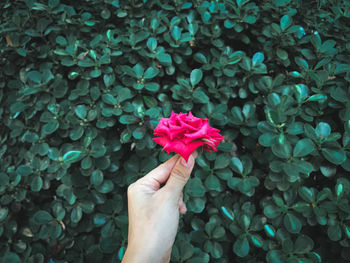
xmin=1 ymin=0 xmax=350 ymax=262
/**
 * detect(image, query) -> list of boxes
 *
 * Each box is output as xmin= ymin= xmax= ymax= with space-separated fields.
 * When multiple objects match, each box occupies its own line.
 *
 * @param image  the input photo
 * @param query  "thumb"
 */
xmin=164 ymin=153 xmax=196 ymax=198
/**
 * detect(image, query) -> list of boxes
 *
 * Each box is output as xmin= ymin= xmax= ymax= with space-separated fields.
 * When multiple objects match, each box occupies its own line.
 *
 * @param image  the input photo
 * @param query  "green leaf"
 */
xmin=193 ymin=89 xmax=209 ymax=103
xmin=190 ymin=69 xmax=203 ymax=86
xmin=272 ymin=141 xmax=292 ymax=159
xmin=96 ymin=180 xmax=114 ymax=193
xmin=157 ymin=53 xmax=172 ymax=66
xmin=171 ymin=25 xmax=181 ymax=41
xmin=147 ymin=37 xmax=157 ymax=51
xmin=187 ymin=197 xmax=206 ymax=213
xmin=280 ymin=15 xmax=292 ymax=30
xmin=264 ymin=224 xmax=276 ymax=238
xmin=145 ymin=82 xmax=160 ymax=92
xmin=328 ymin=224 xmax=342 ymax=241
xmin=78 ymin=58 xmax=95 ymax=67
xmin=293 ymin=138 xmax=315 ymax=157
xmin=334 ymin=63 xmax=350 ymax=75
xmin=233 ymin=235 xmax=249 ymax=257
xmin=56 ymin=35 xmax=67 ymax=46
xmin=298 ymin=186 xmax=315 ymax=203
xmin=75 ymin=105 xmax=87 ymax=119
xmin=315 ymin=122 xmax=331 ymax=139
xmin=266 ymin=250 xmax=284 ymax=263
xmin=134 ymin=64 xmax=144 ymax=78
xmin=70 ymin=126 xmax=84 ymax=141
xmin=31 ymin=176 xmax=43 ymax=192
xmin=205 ymin=174 xmax=221 ymax=191
xmin=250 ymin=234 xmax=263 ymax=248
xmin=294 ymin=235 xmax=314 ymax=254
xmin=27 ymin=70 xmax=42 ymax=83
xmin=306 ymin=94 xmax=327 ymax=102
xmin=186 ymin=177 xmax=206 ymax=197
xmin=322 ymin=148 xmax=346 ymax=164
xmin=228 ymin=51 xmax=245 ymax=64
xmin=145 ymin=108 xmax=160 ymax=119
xmin=144 ymin=67 xmax=159 ymax=79
xmin=102 ymin=93 xmax=117 ymax=105
xmin=71 ymin=206 xmax=83 ymax=223
xmin=103 ymin=74 xmax=115 ymax=87
xmin=295 ymin=57 xmax=309 ymax=70
xmin=91 ymin=170 xmax=103 ymax=186
xmin=252 ymin=52 xmax=264 ymax=66
xmin=120 ymin=115 xmax=137 ymax=124
xmin=33 ymin=210 xmax=53 ymax=225
xmin=214 ymin=154 xmax=230 ymax=169
xmin=42 ymin=120 xmax=59 ymax=135
xmin=0 ymin=208 xmax=8 ymax=222
xmin=194 ymin=52 xmax=208 ymax=64
xmin=231 ymin=157 xmax=243 ymax=174
xmin=0 ymin=173 xmax=9 ymax=186
xmin=62 ymin=151 xmax=82 ymax=162
xmin=17 ymin=165 xmax=33 ymax=176
xmin=3 ymin=252 xmax=20 ymax=263
xmin=284 ymin=213 xmax=301 ymax=233
xmin=276 ymin=48 xmax=288 ymax=60
xmin=221 ymin=206 xmax=234 ymax=221
xmin=258 ymin=133 xmax=275 ymax=147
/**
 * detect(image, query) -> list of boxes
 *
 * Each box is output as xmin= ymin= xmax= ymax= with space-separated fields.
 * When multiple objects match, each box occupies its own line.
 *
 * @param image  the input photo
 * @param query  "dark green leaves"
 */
xmin=293 ymin=139 xmax=315 ymax=157
xmin=231 ymin=157 xmax=243 ymax=174
xmin=280 ymin=15 xmax=292 ymax=30
xmin=322 ymin=148 xmax=346 ymax=164
xmin=120 ymin=115 xmax=137 ymax=124
xmin=190 ymin=69 xmax=203 ymax=86
xmin=75 ymin=105 xmax=87 ymax=119
xmin=186 ymin=177 xmax=206 ymax=197
xmin=33 ymin=210 xmax=53 ymax=225
xmin=62 ymin=151 xmax=82 ymax=162
xmin=205 ymin=174 xmax=221 ymax=191
xmin=315 ymin=122 xmax=331 ymax=139
xmin=284 ymin=213 xmax=302 ymax=233
xmin=144 ymin=67 xmax=159 ymax=79
xmin=2 ymin=1 xmax=350 ymax=262
xmin=272 ymin=141 xmax=292 ymax=159
xmin=294 ymin=235 xmax=314 ymax=254
xmin=3 ymin=253 xmax=20 ymax=263
xmin=233 ymin=235 xmax=249 ymax=257
xmin=211 ymin=153 xmax=228 ymax=170
xmin=27 ymin=70 xmax=42 ymax=83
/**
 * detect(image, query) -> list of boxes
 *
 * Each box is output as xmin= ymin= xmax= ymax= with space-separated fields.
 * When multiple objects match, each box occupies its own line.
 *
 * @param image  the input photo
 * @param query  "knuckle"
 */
xmin=171 ymin=167 xmax=189 ymax=183
xmin=127 ymin=183 xmax=137 ymax=195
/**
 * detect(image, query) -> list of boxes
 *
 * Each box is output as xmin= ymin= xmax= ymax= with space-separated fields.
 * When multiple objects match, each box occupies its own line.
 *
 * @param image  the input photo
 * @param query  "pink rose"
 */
xmin=153 ymin=111 xmax=224 ymax=161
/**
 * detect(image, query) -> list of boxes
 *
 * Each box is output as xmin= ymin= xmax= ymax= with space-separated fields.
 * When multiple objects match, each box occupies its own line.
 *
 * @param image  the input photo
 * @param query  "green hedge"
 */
xmin=1 ymin=0 xmax=350 ymax=262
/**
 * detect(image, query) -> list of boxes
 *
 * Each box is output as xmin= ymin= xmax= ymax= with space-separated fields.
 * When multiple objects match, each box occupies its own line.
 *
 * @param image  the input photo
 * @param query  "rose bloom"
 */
xmin=153 ymin=111 xmax=224 ymax=161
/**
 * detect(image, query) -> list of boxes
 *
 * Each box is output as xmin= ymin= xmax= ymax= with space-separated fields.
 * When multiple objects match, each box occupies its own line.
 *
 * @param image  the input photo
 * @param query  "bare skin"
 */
xmin=122 ymin=152 xmax=197 ymax=263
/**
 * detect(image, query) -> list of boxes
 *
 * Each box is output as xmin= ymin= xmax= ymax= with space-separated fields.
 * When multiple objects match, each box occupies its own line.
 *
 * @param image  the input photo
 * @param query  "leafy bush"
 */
xmin=1 ymin=0 xmax=350 ymax=262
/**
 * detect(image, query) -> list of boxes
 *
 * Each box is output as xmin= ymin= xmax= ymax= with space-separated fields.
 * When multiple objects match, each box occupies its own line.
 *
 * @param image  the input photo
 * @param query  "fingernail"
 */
xmin=181 ymin=155 xmax=193 ymax=167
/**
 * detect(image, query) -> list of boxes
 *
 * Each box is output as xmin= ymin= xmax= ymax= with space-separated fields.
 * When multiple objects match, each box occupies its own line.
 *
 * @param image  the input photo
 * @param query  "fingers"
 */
xmin=179 ymin=201 xmax=187 ymax=214
xmin=164 ymin=152 xmax=197 ymax=197
xmin=179 ymin=194 xmax=187 ymax=214
xmin=139 ymin=155 xmax=180 ymax=190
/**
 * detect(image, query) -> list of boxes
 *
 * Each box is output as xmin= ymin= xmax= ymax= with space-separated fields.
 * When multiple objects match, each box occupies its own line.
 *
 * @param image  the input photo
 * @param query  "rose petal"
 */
xmin=153 ymin=137 xmax=167 ymax=146
xmin=153 ymin=111 xmax=224 ymax=160
xmin=163 ymin=139 xmax=204 ymax=161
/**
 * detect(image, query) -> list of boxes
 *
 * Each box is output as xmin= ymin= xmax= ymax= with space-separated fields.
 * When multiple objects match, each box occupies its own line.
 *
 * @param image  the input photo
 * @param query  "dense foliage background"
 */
xmin=1 ymin=0 xmax=350 ymax=262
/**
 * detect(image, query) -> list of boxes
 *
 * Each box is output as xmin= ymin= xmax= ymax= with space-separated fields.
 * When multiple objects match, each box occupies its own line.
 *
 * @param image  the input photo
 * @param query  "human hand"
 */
xmin=121 ymin=152 xmax=197 ymax=263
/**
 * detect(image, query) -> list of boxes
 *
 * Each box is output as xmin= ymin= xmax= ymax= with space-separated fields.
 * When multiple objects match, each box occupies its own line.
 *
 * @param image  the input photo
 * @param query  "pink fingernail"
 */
xmin=181 ymin=156 xmax=193 ymax=167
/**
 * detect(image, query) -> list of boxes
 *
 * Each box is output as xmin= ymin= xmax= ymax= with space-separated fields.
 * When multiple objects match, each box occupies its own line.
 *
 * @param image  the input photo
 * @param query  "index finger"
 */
xmin=139 ymin=154 xmax=180 ymax=191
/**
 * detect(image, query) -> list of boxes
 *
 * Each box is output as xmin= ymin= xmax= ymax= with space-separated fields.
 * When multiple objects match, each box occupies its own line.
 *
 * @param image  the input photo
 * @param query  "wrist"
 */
xmin=122 ymin=241 xmax=171 ymax=263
